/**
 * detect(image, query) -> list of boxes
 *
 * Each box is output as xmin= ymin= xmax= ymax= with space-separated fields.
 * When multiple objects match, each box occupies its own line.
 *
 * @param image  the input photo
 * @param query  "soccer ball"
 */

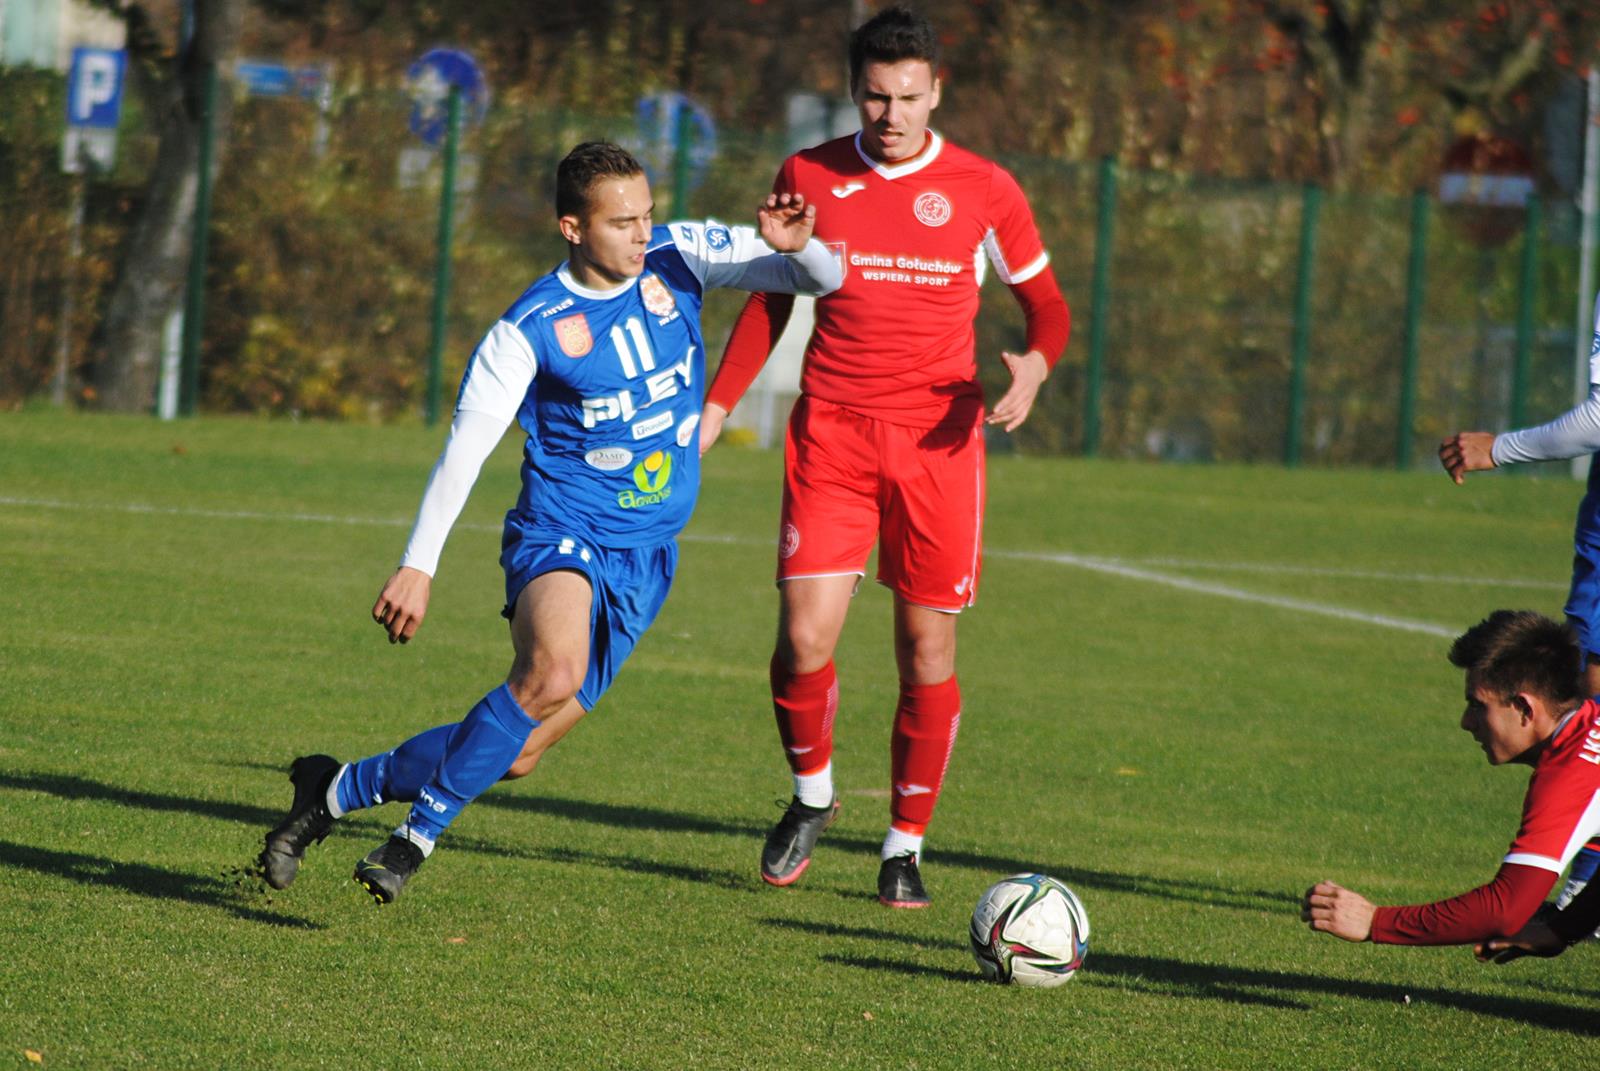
xmin=969 ymin=874 xmax=1089 ymax=987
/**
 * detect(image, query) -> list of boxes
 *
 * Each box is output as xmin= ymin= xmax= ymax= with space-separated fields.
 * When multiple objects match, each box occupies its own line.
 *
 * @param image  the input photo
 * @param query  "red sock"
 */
xmin=889 ymin=675 xmax=962 ymax=832
xmin=771 ymin=655 xmax=837 ymax=775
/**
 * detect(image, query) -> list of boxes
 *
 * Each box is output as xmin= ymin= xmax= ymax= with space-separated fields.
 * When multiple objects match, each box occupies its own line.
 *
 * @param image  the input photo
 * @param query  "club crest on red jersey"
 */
xmin=913 ymin=192 xmax=952 ymax=227
xmin=825 ymin=242 xmax=847 ymax=280
xmin=555 ymin=314 xmax=592 ymax=357
xmin=640 ymin=274 xmax=677 ymax=318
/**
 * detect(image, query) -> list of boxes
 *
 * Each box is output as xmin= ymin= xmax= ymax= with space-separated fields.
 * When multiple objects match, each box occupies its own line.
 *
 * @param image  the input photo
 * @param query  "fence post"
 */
xmin=1510 ymin=192 xmax=1542 ymax=435
xmin=1084 ymin=155 xmax=1117 ymax=458
xmin=671 ymin=100 xmax=693 ymax=221
xmin=179 ymin=61 xmax=219 ymax=418
xmin=1396 ymin=190 xmax=1429 ymax=469
xmin=425 ymin=87 xmax=463 ymax=428
xmin=1284 ymin=182 xmax=1321 ymax=467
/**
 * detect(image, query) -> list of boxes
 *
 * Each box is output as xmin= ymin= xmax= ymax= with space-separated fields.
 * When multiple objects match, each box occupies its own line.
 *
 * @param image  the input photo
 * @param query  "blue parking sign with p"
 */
xmin=68 ymin=48 xmax=127 ymax=129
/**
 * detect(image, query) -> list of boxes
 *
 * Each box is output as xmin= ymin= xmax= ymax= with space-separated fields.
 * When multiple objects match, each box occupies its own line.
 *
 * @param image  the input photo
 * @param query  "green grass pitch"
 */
xmin=1 ymin=409 xmax=1595 ymax=1068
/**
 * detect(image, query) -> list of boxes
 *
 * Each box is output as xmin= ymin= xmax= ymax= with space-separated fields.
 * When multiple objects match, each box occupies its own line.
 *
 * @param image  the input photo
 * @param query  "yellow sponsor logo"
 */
xmin=619 ymin=451 xmax=673 ymax=508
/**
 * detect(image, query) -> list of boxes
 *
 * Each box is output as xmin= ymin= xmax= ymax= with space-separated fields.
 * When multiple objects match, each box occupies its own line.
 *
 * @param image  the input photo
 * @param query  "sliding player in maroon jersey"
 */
xmin=698 ymin=6 xmax=1070 ymax=907
xmin=1302 ymin=611 xmax=1600 ymax=947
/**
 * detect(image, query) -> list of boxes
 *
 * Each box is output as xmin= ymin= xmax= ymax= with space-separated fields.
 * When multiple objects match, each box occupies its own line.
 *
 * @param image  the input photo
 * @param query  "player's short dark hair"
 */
xmin=556 ymin=141 xmax=645 ymax=219
xmin=1448 ymin=610 xmax=1585 ymax=707
xmin=848 ymin=5 xmax=941 ymax=92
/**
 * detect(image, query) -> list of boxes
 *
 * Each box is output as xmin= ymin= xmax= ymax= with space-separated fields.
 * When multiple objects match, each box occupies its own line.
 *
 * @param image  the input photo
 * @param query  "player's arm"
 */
xmin=1440 ymin=384 xmax=1600 ymax=484
xmin=989 ymin=266 xmax=1070 ymax=432
xmin=1549 ymin=873 xmax=1600 ymax=942
xmin=671 ymin=204 xmax=837 ymax=453
xmin=373 ymin=320 xmax=534 ymax=644
xmin=1301 ymin=863 xmax=1555 ymax=945
xmin=982 ymin=165 xmax=1070 ymax=432
xmin=672 ymin=208 xmax=842 ymax=297
xmin=1477 ymin=861 xmax=1600 ymax=963
xmin=1443 ymin=292 xmax=1600 ymax=483
xmin=701 ymin=291 xmax=796 ymax=455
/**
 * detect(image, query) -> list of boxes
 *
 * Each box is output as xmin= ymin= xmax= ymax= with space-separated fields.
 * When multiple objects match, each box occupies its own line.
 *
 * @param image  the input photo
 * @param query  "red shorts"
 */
xmin=778 ymin=395 xmax=985 ymax=611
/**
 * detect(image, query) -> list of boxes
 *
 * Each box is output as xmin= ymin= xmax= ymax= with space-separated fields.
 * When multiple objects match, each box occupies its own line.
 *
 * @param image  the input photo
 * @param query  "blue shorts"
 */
xmin=1566 ymin=532 xmax=1600 ymax=660
xmin=500 ymin=516 xmax=678 ymax=711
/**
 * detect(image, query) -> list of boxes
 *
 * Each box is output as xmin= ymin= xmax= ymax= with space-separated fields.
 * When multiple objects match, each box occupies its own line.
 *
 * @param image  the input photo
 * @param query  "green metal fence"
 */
xmin=0 ymin=63 xmax=1590 ymax=474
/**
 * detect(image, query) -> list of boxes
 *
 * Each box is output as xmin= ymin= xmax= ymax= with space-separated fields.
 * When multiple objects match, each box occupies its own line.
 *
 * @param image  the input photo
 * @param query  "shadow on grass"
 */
xmin=515 ymin=843 xmax=752 ymax=891
xmin=1087 ymin=953 xmax=1600 ymax=1033
xmin=481 ymin=791 xmax=1295 ymax=911
xmin=0 ymin=768 xmax=398 ymax=844
xmin=820 ymin=953 xmax=977 ymax=984
xmin=760 ymin=915 xmax=967 ymax=951
xmin=7 ymin=769 xmax=1292 ymax=912
xmin=0 ymin=770 xmax=752 ymax=893
xmin=1 ymin=769 xmax=283 ymax=826
xmin=0 ymin=839 xmax=321 ymax=929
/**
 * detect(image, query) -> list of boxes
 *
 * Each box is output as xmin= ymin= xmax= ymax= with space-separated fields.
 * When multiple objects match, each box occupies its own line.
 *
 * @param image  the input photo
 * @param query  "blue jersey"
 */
xmin=1582 ymin=316 xmax=1600 ymax=542
xmin=452 ymin=221 xmax=839 ymax=549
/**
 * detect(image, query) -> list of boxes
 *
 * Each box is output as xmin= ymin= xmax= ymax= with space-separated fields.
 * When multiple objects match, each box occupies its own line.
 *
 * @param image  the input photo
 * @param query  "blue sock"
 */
xmin=1571 ymin=845 xmax=1600 ymax=885
xmin=403 ymin=684 xmax=537 ymax=847
xmin=335 ymin=723 xmax=455 ymax=814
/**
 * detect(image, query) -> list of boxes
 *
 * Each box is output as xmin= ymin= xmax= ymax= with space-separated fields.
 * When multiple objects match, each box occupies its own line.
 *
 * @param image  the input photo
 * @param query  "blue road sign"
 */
xmin=67 ymin=47 xmax=126 ymax=129
xmin=407 ymin=48 xmax=488 ymax=147
xmin=235 ymin=60 xmax=295 ymax=97
xmin=635 ymin=91 xmax=718 ymax=188
xmin=234 ymin=60 xmax=331 ymax=100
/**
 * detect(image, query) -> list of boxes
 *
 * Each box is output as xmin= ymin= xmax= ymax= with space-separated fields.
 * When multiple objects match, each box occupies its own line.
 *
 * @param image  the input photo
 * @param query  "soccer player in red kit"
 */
xmin=1302 ymin=610 xmax=1600 ymax=947
xmin=698 ymin=6 xmax=1071 ymax=907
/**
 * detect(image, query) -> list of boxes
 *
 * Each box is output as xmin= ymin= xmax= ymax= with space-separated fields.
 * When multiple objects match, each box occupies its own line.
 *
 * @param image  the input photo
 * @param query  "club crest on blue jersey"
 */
xmin=640 ymin=274 xmax=677 ymax=319
xmin=705 ymin=225 xmax=732 ymax=250
xmin=555 ymin=314 xmax=592 ymax=357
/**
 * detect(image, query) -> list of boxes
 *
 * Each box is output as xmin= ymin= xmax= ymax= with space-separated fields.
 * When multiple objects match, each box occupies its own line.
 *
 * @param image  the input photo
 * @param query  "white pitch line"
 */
xmin=0 ymin=495 xmax=1545 ymax=637
xmin=1056 ymin=555 xmax=1568 ymax=592
xmin=990 ymin=548 xmax=1459 ymax=638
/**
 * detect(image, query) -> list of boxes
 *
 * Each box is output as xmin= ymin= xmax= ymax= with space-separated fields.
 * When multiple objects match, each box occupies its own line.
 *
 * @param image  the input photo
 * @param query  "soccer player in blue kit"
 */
xmin=256 ymin=142 xmax=842 ymax=904
xmin=1439 ymin=292 xmax=1600 ymax=919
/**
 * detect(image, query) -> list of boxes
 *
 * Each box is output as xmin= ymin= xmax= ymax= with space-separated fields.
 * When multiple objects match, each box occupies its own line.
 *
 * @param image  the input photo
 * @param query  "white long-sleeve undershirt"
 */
xmin=398 ymin=408 xmax=511 ymax=576
xmin=1495 ymin=292 xmax=1600 ymax=466
xmin=1492 ymin=382 xmax=1600 ymax=466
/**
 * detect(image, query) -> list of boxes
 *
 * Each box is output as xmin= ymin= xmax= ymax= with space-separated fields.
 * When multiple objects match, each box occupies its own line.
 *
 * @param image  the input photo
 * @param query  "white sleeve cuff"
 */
xmin=398 ymin=409 xmax=510 ymax=576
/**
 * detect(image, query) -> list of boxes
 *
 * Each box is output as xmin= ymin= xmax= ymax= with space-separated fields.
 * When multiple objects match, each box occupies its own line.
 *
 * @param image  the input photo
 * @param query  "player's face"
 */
xmin=853 ymin=59 xmax=941 ymax=164
xmin=1459 ymin=680 xmax=1536 ymax=765
xmin=562 ymin=173 xmax=654 ymax=289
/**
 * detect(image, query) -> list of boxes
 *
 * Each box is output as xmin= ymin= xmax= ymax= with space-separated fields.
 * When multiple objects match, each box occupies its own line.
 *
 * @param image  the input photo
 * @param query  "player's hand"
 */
xmin=757 ymin=192 xmax=817 ymax=253
xmin=1438 ymin=431 xmax=1496 ymax=485
xmin=372 ymin=566 xmax=432 ymax=645
xmin=1301 ymin=881 xmax=1375 ymax=942
xmin=1474 ymin=906 xmax=1566 ymax=964
xmin=985 ymin=350 xmax=1049 ymax=432
xmin=699 ymin=402 xmax=728 ymax=457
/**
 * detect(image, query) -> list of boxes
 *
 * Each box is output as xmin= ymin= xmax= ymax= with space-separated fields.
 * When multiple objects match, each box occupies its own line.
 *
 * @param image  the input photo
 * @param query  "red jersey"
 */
xmin=775 ymin=131 xmax=1052 ymax=427
xmin=1501 ymin=699 xmax=1600 ymax=872
xmin=1370 ymin=699 xmax=1600 ymax=944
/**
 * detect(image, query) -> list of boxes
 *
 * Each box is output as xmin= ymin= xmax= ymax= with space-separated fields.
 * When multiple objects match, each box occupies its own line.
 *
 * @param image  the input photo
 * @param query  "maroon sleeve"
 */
xmin=1008 ymin=266 xmax=1070 ymax=368
xmin=1369 ymin=863 xmax=1557 ymax=945
xmin=705 ymin=291 xmax=796 ymax=413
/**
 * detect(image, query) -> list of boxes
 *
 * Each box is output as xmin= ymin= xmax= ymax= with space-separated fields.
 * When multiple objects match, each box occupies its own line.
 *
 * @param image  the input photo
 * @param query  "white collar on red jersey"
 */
xmin=853 ymin=129 xmax=944 ymax=180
